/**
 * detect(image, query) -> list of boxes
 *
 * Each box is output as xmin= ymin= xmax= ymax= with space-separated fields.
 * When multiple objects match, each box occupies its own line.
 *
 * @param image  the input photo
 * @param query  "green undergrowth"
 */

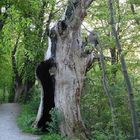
xmin=17 ymin=104 xmax=38 ymax=134
xmin=17 ymin=86 xmax=68 ymax=140
xmin=39 ymin=133 xmax=70 ymax=140
xmin=17 ymin=103 xmax=71 ymax=140
xmin=17 ymin=102 xmax=70 ymax=139
xmin=17 ymin=86 xmax=40 ymax=134
xmin=80 ymin=66 xmax=139 ymax=139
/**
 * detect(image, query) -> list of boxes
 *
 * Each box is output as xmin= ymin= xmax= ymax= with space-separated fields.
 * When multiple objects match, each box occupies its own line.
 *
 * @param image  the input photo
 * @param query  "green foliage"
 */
xmin=0 ymin=0 xmax=140 ymax=139
xmin=13 ymin=0 xmax=41 ymax=17
xmin=81 ymin=62 xmax=140 ymax=139
xmin=17 ymin=86 xmax=62 ymax=135
xmin=129 ymin=0 xmax=140 ymax=5
xmin=39 ymin=133 xmax=65 ymax=140
xmin=0 ymin=0 xmax=49 ymax=103
xmin=17 ymin=86 xmax=40 ymax=133
xmin=47 ymin=108 xmax=61 ymax=133
xmin=17 ymin=104 xmax=38 ymax=133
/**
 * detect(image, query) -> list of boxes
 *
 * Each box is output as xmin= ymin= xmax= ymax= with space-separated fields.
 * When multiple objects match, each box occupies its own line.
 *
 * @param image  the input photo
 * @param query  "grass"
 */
xmin=39 ymin=133 xmax=67 ymax=140
xmin=17 ymin=104 xmax=38 ymax=134
xmin=17 ymin=104 xmax=69 ymax=140
xmin=16 ymin=87 xmax=67 ymax=140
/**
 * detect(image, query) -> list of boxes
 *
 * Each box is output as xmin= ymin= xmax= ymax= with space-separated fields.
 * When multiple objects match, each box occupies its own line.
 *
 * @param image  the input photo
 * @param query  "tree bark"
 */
xmin=35 ymin=0 xmax=95 ymax=139
xmin=54 ymin=30 xmax=89 ymax=139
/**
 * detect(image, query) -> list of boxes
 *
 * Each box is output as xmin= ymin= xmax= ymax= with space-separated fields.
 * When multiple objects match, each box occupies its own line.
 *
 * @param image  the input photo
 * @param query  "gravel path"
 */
xmin=0 ymin=103 xmax=39 ymax=140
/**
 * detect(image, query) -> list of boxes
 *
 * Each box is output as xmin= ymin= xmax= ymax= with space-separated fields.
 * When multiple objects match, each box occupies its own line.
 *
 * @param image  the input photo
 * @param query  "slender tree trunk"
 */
xmin=14 ymin=84 xmax=23 ymax=102
xmin=108 ymin=0 xmax=139 ymax=139
xmin=23 ymin=80 xmax=35 ymax=103
xmin=96 ymin=44 xmax=118 ymax=139
xmin=3 ymin=85 xmax=6 ymax=102
xmin=35 ymin=0 xmax=95 ymax=139
xmin=11 ymin=34 xmax=23 ymax=102
xmin=110 ymin=47 xmax=117 ymax=81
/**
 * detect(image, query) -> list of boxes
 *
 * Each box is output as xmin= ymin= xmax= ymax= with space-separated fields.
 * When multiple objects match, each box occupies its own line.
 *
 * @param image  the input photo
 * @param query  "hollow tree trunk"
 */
xmin=35 ymin=0 xmax=95 ymax=139
xmin=55 ymin=29 xmax=90 ymax=139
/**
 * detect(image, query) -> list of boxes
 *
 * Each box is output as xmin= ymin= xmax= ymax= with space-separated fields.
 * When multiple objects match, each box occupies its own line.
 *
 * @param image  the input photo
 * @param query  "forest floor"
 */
xmin=0 ymin=103 xmax=39 ymax=140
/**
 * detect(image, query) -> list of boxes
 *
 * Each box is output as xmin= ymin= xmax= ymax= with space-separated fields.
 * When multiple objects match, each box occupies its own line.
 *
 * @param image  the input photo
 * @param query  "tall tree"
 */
xmin=11 ymin=33 xmax=23 ymax=102
xmin=108 ymin=0 xmax=139 ymax=139
xmin=35 ymin=0 xmax=95 ymax=139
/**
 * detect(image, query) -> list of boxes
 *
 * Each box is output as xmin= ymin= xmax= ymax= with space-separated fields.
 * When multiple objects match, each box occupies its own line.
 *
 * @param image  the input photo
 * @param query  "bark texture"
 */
xmin=55 ymin=29 xmax=89 ymax=139
xmin=35 ymin=0 xmax=95 ymax=139
xmin=50 ymin=0 xmax=93 ymax=139
xmin=54 ymin=1 xmax=95 ymax=138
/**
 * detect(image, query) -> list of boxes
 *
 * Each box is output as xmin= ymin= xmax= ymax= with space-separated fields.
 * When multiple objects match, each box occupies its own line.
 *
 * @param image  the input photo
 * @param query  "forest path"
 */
xmin=0 ymin=103 xmax=39 ymax=140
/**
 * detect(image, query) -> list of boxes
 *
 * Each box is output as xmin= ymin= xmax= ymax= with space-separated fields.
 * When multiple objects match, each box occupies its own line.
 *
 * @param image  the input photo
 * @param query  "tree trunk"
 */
xmin=23 ymin=80 xmax=35 ymax=103
xmin=3 ymin=86 xmax=6 ymax=102
xmin=110 ymin=47 xmax=117 ymax=82
xmin=55 ymin=29 xmax=89 ymax=139
xmin=35 ymin=0 xmax=95 ymax=139
xmin=14 ymin=83 xmax=23 ymax=102
xmin=11 ymin=34 xmax=23 ymax=102
xmin=108 ymin=0 xmax=139 ymax=139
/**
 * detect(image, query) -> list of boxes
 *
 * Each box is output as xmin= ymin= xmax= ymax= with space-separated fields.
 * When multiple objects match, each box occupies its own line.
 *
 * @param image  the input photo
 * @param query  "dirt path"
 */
xmin=0 ymin=103 xmax=39 ymax=140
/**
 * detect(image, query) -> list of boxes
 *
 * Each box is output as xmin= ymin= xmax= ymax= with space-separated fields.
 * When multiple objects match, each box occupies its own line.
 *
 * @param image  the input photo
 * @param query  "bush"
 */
xmin=17 ymin=104 xmax=38 ymax=133
xmin=47 ymin=108 xmax=61 ymax=133
xmin=80 ymin=67 xmax=132 ymax=139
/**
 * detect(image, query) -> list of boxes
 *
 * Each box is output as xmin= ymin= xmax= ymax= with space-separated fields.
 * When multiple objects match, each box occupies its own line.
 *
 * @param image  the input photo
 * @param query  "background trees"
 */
xmin=0 ymin=0 xmax=140 ymax=139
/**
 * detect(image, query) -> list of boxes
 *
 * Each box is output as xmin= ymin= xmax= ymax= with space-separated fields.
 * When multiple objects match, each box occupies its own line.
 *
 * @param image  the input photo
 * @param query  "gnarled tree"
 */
xmin=35 ymin=0 xmax=95 ymax=139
